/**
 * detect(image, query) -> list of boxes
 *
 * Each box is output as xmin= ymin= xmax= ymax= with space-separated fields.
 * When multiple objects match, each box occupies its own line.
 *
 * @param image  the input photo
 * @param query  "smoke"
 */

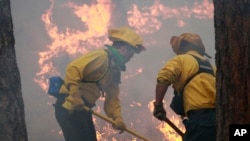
xmin=11 ymin=0 xmax=214 ymax=140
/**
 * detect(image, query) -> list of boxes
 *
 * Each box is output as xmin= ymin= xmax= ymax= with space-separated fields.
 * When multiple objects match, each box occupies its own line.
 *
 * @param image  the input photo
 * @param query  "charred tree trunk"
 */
xmin=214 ymin=0 xmax=250 ymax=141
xmin=0 ymin=0 xmax=28 ymax=141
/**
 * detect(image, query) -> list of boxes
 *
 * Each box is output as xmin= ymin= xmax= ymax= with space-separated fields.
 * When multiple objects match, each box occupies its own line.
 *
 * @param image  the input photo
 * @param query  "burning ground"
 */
xmin=11 ymin=0 xmax=215 ymax=140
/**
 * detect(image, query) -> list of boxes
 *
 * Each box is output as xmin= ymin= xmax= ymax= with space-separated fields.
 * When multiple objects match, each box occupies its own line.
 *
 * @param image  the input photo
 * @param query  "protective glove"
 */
xmin=62 ymin=92 xmax=85 ymax=113
xmin=112 ymin=117 xmax=126 ymax=133
xmin=153 ymin=102 xmax=167 ymax=121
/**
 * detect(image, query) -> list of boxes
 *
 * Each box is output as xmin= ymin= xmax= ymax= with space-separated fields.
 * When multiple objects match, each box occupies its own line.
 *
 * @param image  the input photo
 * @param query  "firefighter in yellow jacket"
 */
xmin=153 ymin=33 xmax=216 ymax=141
xmin=54 ymin=27 xmax=145 ymax=141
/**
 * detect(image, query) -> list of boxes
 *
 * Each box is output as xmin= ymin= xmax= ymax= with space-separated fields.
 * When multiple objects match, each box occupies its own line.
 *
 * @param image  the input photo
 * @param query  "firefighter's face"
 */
xmin=120 ymin=45 xmax=136 ymax=63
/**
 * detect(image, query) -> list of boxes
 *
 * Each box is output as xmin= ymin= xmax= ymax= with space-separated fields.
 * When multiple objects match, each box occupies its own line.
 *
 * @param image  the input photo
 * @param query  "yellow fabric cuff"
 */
xmin=59 ymin=85 xmax=69 ymax=94
xmin=62 ymin=95 xmax=85 ymax=112
xmin=157 ymin=79 xmax=171 ymax=86
xmin=69 ymin=85 xmax=79 ymax=96
xmin=62 ymin=100 xmax=74 ymax=112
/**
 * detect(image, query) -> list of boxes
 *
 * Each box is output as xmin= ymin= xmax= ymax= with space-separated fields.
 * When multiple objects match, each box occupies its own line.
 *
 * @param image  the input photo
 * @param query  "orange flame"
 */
xmin=128 ymin=0 xmax=213 ymax=33
xmin=34 ymin=0 xmax=112 ymax=91
xmin=148 ymin=100 xmax=185 ymax=141
xmin=35 ymin=0 xmax=214 ymax=140
xmin=35 ymin=0 xmax=213 ymax=92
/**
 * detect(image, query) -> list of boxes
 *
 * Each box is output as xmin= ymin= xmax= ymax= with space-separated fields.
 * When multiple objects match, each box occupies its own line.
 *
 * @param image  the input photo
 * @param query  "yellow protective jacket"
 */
xmin=59 ymin=49 xmax=123 ymax=119
xmin=157 ymin=51 xmax=216 ymax=114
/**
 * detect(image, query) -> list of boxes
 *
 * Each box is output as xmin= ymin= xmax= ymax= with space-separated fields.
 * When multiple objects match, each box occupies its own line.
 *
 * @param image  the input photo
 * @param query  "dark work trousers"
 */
xmin=54 ymin=95 xmax=97 ymax=141
xmin=183 ymin=109 xmax=216 ymax=141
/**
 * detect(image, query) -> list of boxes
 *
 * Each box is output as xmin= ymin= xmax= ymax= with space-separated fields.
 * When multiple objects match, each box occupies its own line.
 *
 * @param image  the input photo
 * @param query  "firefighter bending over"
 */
xmin=54 ymin=27 xmax=145 ymax=141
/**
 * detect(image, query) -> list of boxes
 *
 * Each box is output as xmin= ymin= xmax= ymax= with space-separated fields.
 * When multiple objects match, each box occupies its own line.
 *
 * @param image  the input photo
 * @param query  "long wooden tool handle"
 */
xmin=164 ymin=117 xmax=184 ymax=137
xmin=82 ymin=106 xmax=151 ymax=141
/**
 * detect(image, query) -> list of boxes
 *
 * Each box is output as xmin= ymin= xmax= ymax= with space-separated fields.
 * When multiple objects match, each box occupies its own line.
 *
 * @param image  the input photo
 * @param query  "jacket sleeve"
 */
xmin=64 ymin=51 xmax=108 ymax=96
xmin=157 ymin=56 xmax=182 ymax=85
xmin=104 ymin=85 xmax=122 ymax=119
xmin=64 ymin=66 xmax=82 ymax=95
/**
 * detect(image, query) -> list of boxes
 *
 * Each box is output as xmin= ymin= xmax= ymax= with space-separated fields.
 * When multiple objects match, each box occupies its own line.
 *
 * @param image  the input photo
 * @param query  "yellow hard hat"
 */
xmin=170 ymin=33 xmax=205 ymax=55
xmin=108 ymin=27 xmax=145 ymax=53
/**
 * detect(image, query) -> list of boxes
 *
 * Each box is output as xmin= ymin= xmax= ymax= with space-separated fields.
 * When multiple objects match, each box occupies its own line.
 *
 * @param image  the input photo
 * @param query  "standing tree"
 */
xmin=0 ymin=0 xmax=28 ymax=141
xmin=214 ymin=0 xmax=250 ymax=141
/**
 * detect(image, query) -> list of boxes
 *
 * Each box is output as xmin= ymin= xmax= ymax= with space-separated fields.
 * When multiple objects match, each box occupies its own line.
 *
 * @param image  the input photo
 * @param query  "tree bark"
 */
xmin=0 ymin=0 xmax=28 ymax=141
xmin=214 ymin=0 xmax=250 ymax=141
